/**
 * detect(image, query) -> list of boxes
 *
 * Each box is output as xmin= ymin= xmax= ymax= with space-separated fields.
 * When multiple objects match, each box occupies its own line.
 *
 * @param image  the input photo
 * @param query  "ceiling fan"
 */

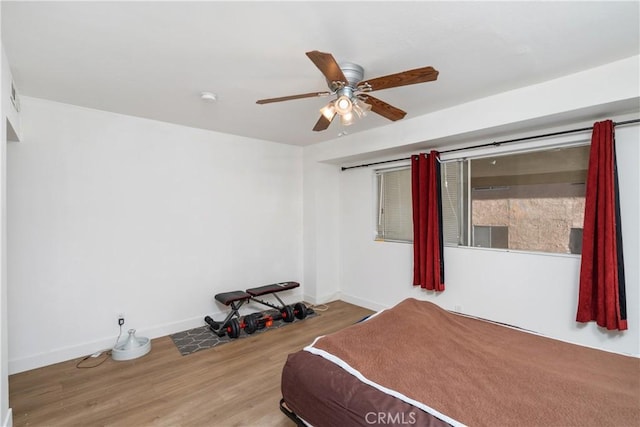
xmin=256 ymin=50 xmax=439 ymax=132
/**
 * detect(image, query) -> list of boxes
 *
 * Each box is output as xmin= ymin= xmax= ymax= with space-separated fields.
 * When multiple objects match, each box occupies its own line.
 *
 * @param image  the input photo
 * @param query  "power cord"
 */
xmin=306 ymin=303 xmax=329 ymax=312
xmin=75 ymin=350 xmax=110 ymax=369
xmin=75 ymin=324 xmax=123 ymax=369
xmin=114 ymin=323 xmax=123 ymax=347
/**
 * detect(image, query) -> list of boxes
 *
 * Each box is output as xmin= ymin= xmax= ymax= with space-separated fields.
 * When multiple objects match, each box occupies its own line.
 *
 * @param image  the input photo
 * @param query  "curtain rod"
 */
xmin=340 ymin=118 xmax=640 ymax=171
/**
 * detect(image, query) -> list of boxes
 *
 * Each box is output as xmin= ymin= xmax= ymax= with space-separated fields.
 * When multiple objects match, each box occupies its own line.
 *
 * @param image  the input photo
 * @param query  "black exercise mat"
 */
xmin=170 ymin=308 xmax=317 ymax=356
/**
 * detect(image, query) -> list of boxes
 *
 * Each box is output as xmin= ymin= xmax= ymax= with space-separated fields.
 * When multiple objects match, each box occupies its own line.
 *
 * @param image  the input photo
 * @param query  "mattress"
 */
xmin=282 ymin=350 xmax=450 ymax=426
xmin=281 ymin=298 xmax=639 ymax=427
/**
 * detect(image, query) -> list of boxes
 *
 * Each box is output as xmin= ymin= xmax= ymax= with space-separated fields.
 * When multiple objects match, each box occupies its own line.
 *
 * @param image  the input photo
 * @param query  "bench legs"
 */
xmin=249 ymin=293 xmax=309 ymax=323
xmin=205 ymin=288 xmax=310 ymax=339
xmin=204 ymin=299 xmax=247 ymax=338
xmin=249 ymin=292 xmax=287 ymax=311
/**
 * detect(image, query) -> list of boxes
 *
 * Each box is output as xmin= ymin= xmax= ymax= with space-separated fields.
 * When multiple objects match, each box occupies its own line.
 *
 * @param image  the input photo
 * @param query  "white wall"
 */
xmin=7 ymin=97 xmax=303 ymax=373
xmin=1 ymin=43 xmax=19 ymax=427
xmin=302 ymin=157 xmax=341 ymax=304
xmin=303 ymin=55 xmax=640 ymax=356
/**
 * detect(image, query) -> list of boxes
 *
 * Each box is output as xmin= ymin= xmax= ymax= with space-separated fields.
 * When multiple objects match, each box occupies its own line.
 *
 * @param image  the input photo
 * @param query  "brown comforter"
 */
xmin=307 ymin=298 xmax=639 ymax=427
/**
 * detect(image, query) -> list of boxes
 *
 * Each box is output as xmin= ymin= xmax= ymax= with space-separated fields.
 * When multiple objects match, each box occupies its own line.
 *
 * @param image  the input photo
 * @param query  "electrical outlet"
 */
xmin=118 ymin=314 xmax=125 ymax=326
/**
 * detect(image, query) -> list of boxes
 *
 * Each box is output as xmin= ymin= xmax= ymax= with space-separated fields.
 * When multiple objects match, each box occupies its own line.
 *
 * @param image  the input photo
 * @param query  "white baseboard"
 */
xmin=303 ymin=291 xmax=341 ymax=306
xmin=339 ymin=292 xmax=388 ymax=313
xmin=8 ymin=313 xmax=207 ymax=374
xmin=3 ymin=408 xmax=12 ymax=427
xmin=8 ymin=290 xmax=306 ymax=374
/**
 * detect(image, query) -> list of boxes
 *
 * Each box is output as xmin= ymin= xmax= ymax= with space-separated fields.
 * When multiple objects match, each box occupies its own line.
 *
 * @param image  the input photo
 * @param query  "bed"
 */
xmin=280 ymin=298 xmax=639 ymax=427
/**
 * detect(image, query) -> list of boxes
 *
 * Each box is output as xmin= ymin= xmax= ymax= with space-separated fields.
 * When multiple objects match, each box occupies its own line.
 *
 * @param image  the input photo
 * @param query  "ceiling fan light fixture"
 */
xmin=353 ymin=98 xmax=372 ymax=118
xmin=320 ymin=102 xmax=336 ymax=120
xmin=334 ymin=95 xmax=353 ymax=115
xmin=340 ymin=111 xmax=355 ymax=126
xmin=358 ymin=98 xmax=372 ymax=111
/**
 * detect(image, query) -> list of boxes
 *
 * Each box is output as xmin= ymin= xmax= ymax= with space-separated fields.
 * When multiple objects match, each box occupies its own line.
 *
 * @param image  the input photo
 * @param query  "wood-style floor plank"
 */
xmin=9 ymin=300 xmax=374 ymax=426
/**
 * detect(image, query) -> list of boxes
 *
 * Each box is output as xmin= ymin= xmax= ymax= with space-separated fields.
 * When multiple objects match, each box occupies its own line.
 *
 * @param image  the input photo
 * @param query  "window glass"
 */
xmin=375 ymin=167 xmax=413 ymax=242
xmin=441 ymin=160 xmax=464 ymax=246
xmin=569 ymin=228 xmax=583 ymax=254
xmin=442 ymin=145 xmax=589 ymax=254
xmin=473 ymin=225 xmax=509 ymax=249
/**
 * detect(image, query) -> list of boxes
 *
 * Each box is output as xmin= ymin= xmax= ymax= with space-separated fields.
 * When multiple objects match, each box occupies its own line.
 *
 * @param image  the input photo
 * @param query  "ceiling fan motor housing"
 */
xmin=328 ymin=62 xmax=364 ymax=89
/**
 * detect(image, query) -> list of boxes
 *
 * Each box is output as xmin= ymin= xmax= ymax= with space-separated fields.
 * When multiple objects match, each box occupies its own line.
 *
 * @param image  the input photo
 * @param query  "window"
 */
xmin=569 ymin=228 xmax=583 ymax=254
xmin=442 ymin=145 xmax=589 ymax=254
xmin=373 ymin=144 xmax=588 ymax=254
xmin=375 ymin=167 xmax=413 ymax=242
xmin=473 ymin=225 xmax=509 ymax=249
xmin=441 ymin=160 xmax=466 ymax=246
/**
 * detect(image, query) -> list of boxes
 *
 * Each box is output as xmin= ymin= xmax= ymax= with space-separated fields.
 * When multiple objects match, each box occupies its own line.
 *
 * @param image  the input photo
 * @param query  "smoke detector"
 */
xmin=200 ymin=92 xmax=217 ymax=102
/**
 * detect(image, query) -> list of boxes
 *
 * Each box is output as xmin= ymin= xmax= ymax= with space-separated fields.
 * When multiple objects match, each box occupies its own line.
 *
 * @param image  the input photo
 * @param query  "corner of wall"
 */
xmin=0 ymin=42 xmax=12 ymax=427
xmin=2 ymin=48 xmax=21 ymax=143
xmin=2 ymin=408 xmax=12 ymax=427
xmin=302 ymin=152 xmax=342 ymax=304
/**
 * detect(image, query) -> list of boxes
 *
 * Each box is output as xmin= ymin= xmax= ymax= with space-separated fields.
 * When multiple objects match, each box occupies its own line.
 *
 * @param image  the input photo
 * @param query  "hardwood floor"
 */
xmin=9 ymin=300 xmax=374 ymax=427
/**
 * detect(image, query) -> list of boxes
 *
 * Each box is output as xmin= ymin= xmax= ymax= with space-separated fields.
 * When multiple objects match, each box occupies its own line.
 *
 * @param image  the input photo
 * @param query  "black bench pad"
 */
xmin=246 ymin=281 xmax=300 ymax=296
xmin=215 ymin=291 xmax=251 ymax=305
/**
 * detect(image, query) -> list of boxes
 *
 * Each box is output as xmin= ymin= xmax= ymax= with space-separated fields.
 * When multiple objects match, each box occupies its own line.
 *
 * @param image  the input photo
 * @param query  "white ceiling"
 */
xmin=2 ymin=1 xmax=639 ymax=146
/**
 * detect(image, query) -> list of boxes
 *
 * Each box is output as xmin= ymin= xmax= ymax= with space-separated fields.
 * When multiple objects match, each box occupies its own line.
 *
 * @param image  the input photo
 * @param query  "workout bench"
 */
xmin=204 ymin=281 xmax=309 ymax=339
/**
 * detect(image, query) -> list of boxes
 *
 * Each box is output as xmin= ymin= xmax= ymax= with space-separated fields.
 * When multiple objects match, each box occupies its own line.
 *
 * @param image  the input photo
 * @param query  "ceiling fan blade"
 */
xmin=306 ymin=50 xmax=348 ymax=85
xmin=313 ymin=112 xmax=336 ymax=132
xmin=257 ymin=91 xmax=331 ymax=104
xmin=360 ymin=95 xmax=406 ymax=121
xmin=359 ymin=66 xmax=439 ymax=92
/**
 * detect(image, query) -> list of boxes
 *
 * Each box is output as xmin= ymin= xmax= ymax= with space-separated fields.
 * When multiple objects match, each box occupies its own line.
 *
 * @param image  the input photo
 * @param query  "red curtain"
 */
xmin=411 ymin=151 xmax=445 ymax=292
xmin=577 ymin=120 xmax=627 ymax=331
